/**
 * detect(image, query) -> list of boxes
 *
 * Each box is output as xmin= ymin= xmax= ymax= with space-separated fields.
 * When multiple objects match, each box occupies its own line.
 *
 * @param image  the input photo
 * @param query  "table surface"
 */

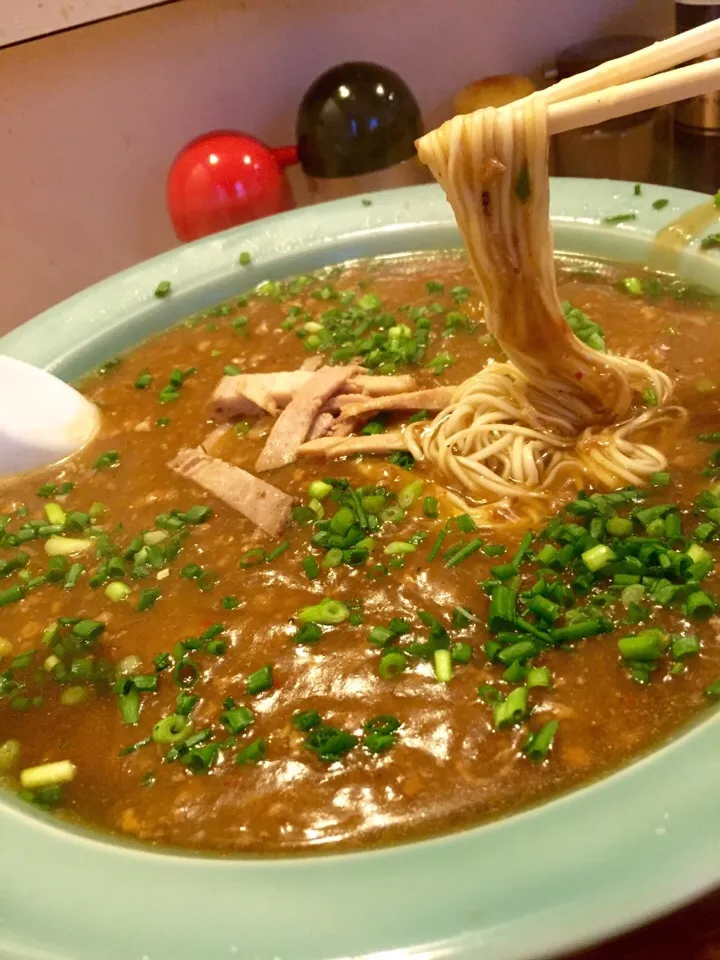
xmin=571 ymin=888 xmax=720 ymax=959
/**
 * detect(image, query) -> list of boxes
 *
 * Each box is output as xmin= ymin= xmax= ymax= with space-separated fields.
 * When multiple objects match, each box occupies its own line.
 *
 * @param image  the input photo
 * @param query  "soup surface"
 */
xmin=2 ymin=252 xmax=720 ymax=854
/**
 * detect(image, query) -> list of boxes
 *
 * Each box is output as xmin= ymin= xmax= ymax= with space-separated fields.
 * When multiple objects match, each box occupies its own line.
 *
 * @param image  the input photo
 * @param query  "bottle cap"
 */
xmin=297 ymin=61 xmax=423 ymax=178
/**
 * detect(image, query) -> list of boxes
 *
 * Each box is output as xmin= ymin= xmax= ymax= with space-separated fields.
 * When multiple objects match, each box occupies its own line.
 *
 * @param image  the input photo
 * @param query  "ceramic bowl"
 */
xmin=2 ymin=179 xmax=720 ymax=960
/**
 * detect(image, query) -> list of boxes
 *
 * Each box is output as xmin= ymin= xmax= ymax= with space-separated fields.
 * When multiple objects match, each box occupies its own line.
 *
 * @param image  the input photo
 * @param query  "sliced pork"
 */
xmin=210 ymin=371 xmax=418 ymax=422
xmin=351 ymin=374 xmax=417 ymax=396
xmin=298 ymin=430 xmax=408 ymax=458
xmin=168 ymin=447 xmax=293 ymax=537
xmin=307 ymin=412 xmax=336 ymax=441
xmin=337 ymin=387 xmax=453 ymax=422
xmin=211 ymin=372 xmax=306 ymax=419
xmin=255 ymin=366 xmax=358 ymax=472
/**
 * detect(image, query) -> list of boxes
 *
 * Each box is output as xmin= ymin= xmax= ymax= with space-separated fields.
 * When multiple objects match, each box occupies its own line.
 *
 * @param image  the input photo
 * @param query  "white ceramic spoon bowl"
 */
xmin=0 ymin=355 xmax=100 ymax=476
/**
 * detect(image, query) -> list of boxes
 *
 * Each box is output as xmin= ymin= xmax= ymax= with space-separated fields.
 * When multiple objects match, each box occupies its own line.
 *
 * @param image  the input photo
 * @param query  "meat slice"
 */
xmin=338 ymin=387 xmax=452 ymax=422
xmin=201 ymin=424 xmax=231 ymax=456
xmin=307 ymin=412 xmax=336 ymax=441
xmin=300 ymin=356 xmax=325 ymax=372
xmin=210 ymin=371 xmax=418 ymax=421
xmin=351 ymin=374 xmax=416 ymax=396
xmin=330 ymin=418 xmax=357 ymax=438
xmin=210 ymin=372 xmax=308 ymax=419
xmin=323 ymin=393 xmax=367 ymax=414
xmin=255 ymin=366 xmax=358 ymax=471
xmin=168 ymin=447 xmax=292 ymax=537
xmin=298 ymin=430 xmax=408 ymax=458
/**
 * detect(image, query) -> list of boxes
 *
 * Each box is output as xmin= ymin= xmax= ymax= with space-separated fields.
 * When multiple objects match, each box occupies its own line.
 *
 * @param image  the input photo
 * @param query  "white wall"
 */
xmin=0 ymin=0 xmax=672 ymax=333
xmin=0 ymin=0 xmax=175 ymax=46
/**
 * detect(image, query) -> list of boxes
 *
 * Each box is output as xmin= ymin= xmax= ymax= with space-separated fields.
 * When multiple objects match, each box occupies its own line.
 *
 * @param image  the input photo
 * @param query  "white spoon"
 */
xmin=0 ymin=356 xmax=100 ymax=477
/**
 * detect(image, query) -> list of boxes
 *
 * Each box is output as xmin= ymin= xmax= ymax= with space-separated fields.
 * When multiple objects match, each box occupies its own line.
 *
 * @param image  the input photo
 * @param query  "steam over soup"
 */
xmin=2 ymin=252 xmax=720 ymax=853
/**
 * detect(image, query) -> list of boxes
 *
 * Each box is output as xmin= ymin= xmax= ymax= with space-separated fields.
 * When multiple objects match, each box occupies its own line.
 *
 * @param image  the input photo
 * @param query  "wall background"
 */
xmin=0 ymin=0 xmax=176 ymax=46
xmin=0 ymin=0 xmax=673 ymax=334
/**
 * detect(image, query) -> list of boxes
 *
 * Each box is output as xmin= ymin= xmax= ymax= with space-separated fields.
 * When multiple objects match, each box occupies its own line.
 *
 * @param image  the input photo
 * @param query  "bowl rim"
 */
xmin=2 ymin=178 xmax=720 ymax=960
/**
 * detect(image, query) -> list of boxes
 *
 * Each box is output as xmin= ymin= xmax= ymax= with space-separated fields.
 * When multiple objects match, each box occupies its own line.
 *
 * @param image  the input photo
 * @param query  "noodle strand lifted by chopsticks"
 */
xmin=404 ymin=96 xmax=681 ymax=525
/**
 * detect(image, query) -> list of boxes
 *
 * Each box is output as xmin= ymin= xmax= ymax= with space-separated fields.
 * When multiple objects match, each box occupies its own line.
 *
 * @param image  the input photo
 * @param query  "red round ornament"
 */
xmin=167 ymin=131 xmax=297 ymax=242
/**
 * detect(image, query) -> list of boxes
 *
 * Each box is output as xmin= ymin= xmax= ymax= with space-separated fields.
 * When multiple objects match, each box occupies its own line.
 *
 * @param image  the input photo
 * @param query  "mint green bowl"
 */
xmin=2 ymin=180 xmax=720 ymax=960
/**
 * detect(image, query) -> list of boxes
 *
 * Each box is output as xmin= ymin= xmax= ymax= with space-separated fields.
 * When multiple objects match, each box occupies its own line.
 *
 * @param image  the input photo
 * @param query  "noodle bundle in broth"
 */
xmin=405 ymin=96 xmax=680 ymax=518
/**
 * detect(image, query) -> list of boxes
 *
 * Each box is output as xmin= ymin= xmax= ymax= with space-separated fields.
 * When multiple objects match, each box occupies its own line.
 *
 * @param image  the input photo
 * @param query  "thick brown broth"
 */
xmin=2 ymin=252 xmax=720 ymax=854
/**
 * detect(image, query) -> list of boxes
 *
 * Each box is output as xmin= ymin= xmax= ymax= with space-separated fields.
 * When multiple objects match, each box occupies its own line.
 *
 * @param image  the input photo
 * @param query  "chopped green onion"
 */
xmin=152 ymin=714 xmax=189 ymax=744
xmin=526 ymin=666 xmax=551 ymax=688
xmin=298 ymin=598 xmax=349 ymax=624
xmin=672 ymin=634 xmax=700 ymax=660
xmin=582 ymin=544 xmax=616 ymax=572
xmin=642 ymin=387 xmax=658 ymax=407
xmin=433 ymin=649 xmax=452 ymax=682
xmin=701 ymin=233 xmax=720 ymax=251
xmin=172 ymin=658 xmax=199 ymax=688
xmin=685 ymin=590 xmax=715 ymax=619
xmin=60 ymin=686 xmax=87 ymax=707
xmin=384 ymin=541 xmax=416 ymax=555
xmin=621 ymin=277 xmax=643 ymax=296
xmin=452 ymin=606 xmax=476 ymax=629
xmin=246 ymin=665 xmax=273 ymax=696
xmin=524 ymin=720 xmax=559 ymax=762
xmin=552 ymin=618 xmax=608 ymax=643
xmin=455 ymin=514 xmax=477 ymax=534
xmin=304 ymin=726 xmax=358 ymax=762
xmin=368 ymin=626 xmax=393 ymax=647
xmin=266 ymin=541 xmax=290 ymax=562
xmin=63 ymin=563 xmax=84 ymax=590
xmin=618 ymin=629 xmax=668 ymax=661
xmin=488 ymin=585 xmax=517 ymax=631
xmin=482 ymin=543 xmax=507 ymax=557
xmin=446 ymin=538 xmax=483 ymax=567
xmin=72 ymin=619 xmax=105 ymax=641
xmin=477 ymin=683 xmax=503 ymax=703
xmin=175 ymin=692 xmax=198 ymax=715
xmin=136 ymin=588 xmax=161 ymax=612
xmin=603 ymin=213 xmax=637 ymax=225
xmin=45 ymin=536 xmax=92 ymax=557
xmin=220 ymin=706 xmax=255 ymax=734
xmin=19 ymin=759 xmax=76 ymax=790
xmin=43 ymin=503 xmax=66 ymax=526
xmin=292 ymin=709 xmax=321 ymax=731
xmin=116 ymin=687 xmax=140 ymax=725
xmin=239 ymin=548 xmax=266 ymax=568
xmin=398 ymin=480 xmax=424 ymax=509
xmin=427 ymin=529 xmax=448 ymax=562
xmin=93 ymin=450 xmax=120 ymax=470
xmin=378 ymin=649 xmax=407 ymax=680
xmin=236 ymin=737 xmax=266 ymax=764
xmin=492 ymin=686 xmax=529 ymax=729
xmin=308 ymin=480 xmax=333 ymax=501
xmin=450 ymin=641 xmax=472 ymax=663
xmin=302 ymin=556 xmax=319 ymax=580
xmin=651 ymin=472 xmax=671 ymax=487
xmin=606 ymin=516 xmax=633 ymax=538
xmin=527 ymin=595 xmax=560 ymax=623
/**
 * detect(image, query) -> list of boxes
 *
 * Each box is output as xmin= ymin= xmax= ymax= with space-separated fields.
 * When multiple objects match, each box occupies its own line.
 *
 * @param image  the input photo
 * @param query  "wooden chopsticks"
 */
xmin=531 ymin=18 xmax=720 ymax=134
xmin=548 ymin=57 xmax=720 ymax=135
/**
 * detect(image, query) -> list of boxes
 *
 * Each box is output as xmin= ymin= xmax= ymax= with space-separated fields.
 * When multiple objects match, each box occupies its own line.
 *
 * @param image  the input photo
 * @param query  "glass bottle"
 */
xmin=673 ymin=1 xmax=720 ymax=194
xmin=551 ymin=35 xmax=671 ymax=185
